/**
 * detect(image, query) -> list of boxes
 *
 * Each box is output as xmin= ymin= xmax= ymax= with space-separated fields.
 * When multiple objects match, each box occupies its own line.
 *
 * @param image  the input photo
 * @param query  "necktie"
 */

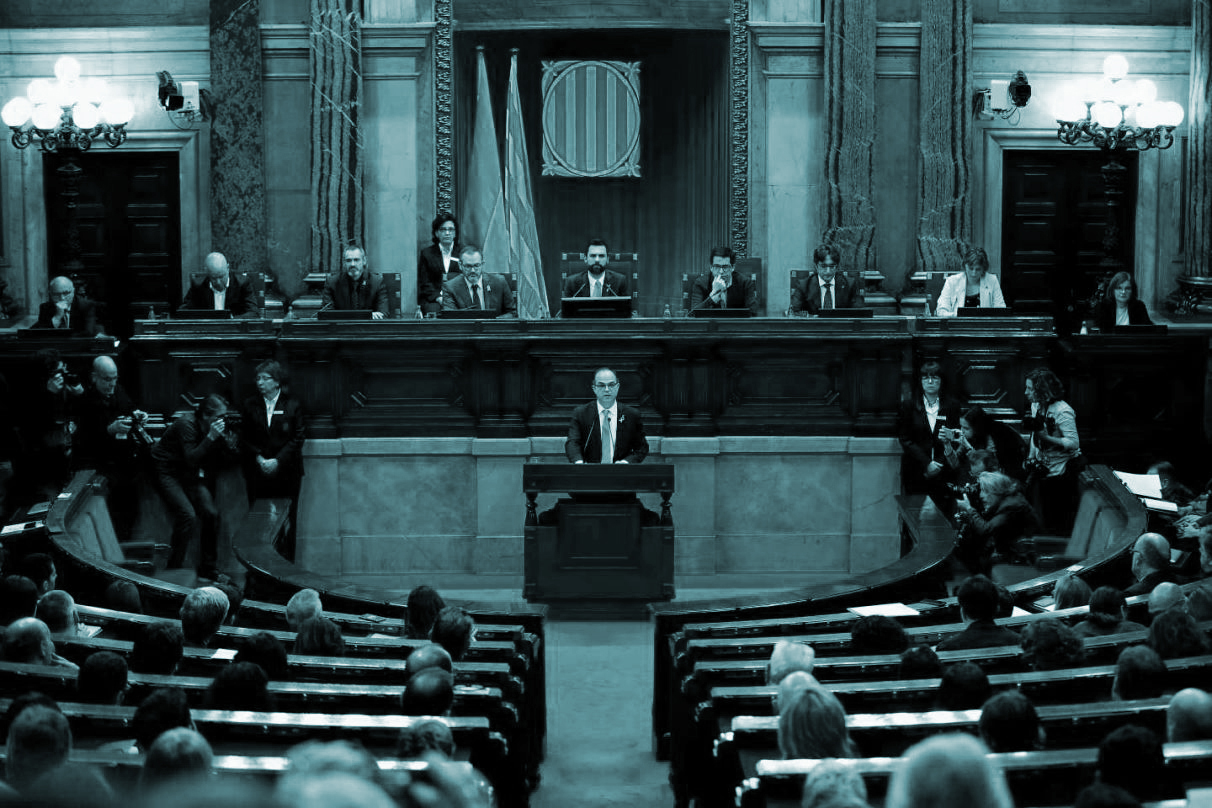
xmin=601 ymin=409 xmax=614 ymax=464
xmin=471 ymin=284 xmax=482 ymax=310
xmin=823 ymin=281 xmax=834 ymax=310
xmin=591 ymin=279 xmax=602 ymax=298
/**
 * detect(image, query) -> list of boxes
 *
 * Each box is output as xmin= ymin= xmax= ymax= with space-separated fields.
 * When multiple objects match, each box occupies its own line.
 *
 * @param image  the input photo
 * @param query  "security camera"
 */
xmin=157 ymin=71 xmax=184 ymax=111
xmin=1008 ymin=71 xmax=1031 ymax=109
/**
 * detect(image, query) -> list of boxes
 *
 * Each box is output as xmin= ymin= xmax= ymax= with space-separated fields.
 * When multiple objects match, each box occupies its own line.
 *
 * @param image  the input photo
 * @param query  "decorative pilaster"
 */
xmin=1185 ymin=0 xmax=1211 ymax=277
xmin=434 ymin=0 xmax=454 ymax=215
xmin=309 ymin=0 xmax=363 ymax=277
xmin=916 ymin=0 xmax=973 ymax=275
xmin=823 ymin=0 xmax=877 ymax=273
xmin=210 ymin=0 xmax=269 ymax=278
xmin=729 ymin=0 xmax=751 ymax=257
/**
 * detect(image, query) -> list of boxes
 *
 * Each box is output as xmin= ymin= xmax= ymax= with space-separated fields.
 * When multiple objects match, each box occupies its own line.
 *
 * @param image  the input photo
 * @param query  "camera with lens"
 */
xmin=221 ymin=410 xmax=243 ymax=436
xmin=63 ymin=372 xmax=81 ymax=388
xmin=1021 ymin=414 xmax=1043 ymax=432
xmin=947 ymin=481 xmax=979 ymax=498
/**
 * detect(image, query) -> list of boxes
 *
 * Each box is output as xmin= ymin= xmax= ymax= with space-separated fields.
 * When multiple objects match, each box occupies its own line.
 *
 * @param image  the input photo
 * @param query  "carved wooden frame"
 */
xmin=729 ymin=0 xmax=750 ymax=257
xmin=435 ymin=0 xmax=454 ymax=214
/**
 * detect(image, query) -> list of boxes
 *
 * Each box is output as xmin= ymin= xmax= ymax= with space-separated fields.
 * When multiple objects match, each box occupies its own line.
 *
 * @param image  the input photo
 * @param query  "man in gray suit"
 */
xmin=440 ymin=244 xmax=516 ymax=317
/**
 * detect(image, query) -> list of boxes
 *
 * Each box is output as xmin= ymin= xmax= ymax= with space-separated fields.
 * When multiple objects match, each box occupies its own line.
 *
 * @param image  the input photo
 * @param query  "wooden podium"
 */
xmin=523 ymin=463 xmax=675 ymax=618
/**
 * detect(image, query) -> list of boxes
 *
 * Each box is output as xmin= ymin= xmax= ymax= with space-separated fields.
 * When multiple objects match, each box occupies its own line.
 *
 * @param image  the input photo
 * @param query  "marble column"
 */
xmin=210 ymin=0 xmax=269 ymax=276
xmin=823 ymin=0 xmax=877 ymax=272
xmin=1186 ymin=0 xmax=1211 ymax=277
xmin=916 ymin=0 xmax=972 ymax=276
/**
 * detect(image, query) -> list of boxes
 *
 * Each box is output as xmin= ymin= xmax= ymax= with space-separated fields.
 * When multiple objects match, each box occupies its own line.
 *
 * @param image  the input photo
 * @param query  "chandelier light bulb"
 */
xmin=100 ymin=97 xmax=134 ymax=126
xmin=1052 ymin=96 xmax=1088 ymax=123
xmin=1093 ymin=101 xmax=1123 ymax=128
xmin=31 ymin=103 xmax=61 ymax=130
xmin=2 ymin=97 xmax=33 ymax=127
xmin=72 ymin=102 xmax=100 ymax=130
xmin=1110 ymin=80 xmax=1137 ymax=108
xmin=1103 ymin=54 xmax=1130 ymax=81
xmin=54 ymin=56 xmax=82 ymax=84
xmin=27 ymin=78 xmax=52 ymax=105
xmin=1136 ymin=101 xmax=1160 ymax=129
xmin=1134 ymin=79 xmax=1158 ymax=104
xmin=1161 ymin=101 xmax=1184 ymax=127
xmin=82 ymin=77 xmax=109 ymax=105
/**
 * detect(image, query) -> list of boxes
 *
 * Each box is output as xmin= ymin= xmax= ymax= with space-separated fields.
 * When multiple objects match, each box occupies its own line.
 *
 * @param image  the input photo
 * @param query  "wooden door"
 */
xmin=1001 ymin=150 xmax=1136 ymax=335
xmin=43 ymin=151 xmax=181 ymax=337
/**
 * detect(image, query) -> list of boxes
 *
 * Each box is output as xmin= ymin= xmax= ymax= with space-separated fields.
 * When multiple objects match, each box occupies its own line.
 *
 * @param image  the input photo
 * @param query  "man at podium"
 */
xmin=565 ymin=368 xmax=649 ymax=464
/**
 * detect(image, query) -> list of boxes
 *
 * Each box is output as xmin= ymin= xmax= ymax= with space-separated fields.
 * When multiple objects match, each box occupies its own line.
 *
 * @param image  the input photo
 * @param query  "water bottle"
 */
xmin=857 ymin=285 xmax=866 ymax=307
xmin=923 ymin=293 xmax=933 ymax=318
xmin=147 ymin=306 xmax=155 ymax=321
xmin=415 ymin=307 xmax=424 ymax=320
xmin=662 ymin=303 xmax=672 ymax=320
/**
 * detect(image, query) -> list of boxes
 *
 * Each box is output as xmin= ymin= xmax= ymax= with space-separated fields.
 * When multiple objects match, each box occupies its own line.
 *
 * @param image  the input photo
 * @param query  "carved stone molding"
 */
xmin=435 ymin=0 xmax=454 ymax=214
xmin=729 ymin=0 xmax=750 ymax=257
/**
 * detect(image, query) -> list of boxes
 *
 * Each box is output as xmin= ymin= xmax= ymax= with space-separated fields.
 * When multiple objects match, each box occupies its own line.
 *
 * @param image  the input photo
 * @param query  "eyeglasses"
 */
xmin=437 ymin=225 xmax=456 ymax=232
xmin=593 ymin=382 xmax=619 ymax=390
xmin=462 ymin=262 xmax=484 ymax=270
xmin=50 ymin=289 xmax=73 ymax=299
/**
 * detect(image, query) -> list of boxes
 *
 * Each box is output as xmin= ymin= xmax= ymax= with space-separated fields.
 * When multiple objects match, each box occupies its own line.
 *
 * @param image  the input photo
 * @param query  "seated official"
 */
xmin=180 ymin=252 xmax=258 ymax=318
xmin=565 ymin=367 xmax=648 ymax=464
xmin=440 ymin=245 xmax=516 ymax=317
xmin=690 ymin=246 xmax=758 ymax=314
xmin=790 ymin=243 xmax=856 ymax=315
xmin=417 ymin=212 xmax=460 ymax=315
xmin=320 ymin=245 xmax=388 ymax=318
xmin=562 ymin=238 xmax=632 ymax=303
xmin=33 ymin=276 xmax=103 ymax=336
xmin=1091 ymin=270 xmax=1152 ymax=331
xmin=935 ymin=246 xmax=1005 ymax=317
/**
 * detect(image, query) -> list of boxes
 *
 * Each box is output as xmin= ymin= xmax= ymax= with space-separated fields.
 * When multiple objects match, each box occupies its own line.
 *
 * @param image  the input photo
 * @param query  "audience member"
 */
xmin=1073 ymin=783 xmax=1143 ymax=808
xmin=2 ymin=618 xmax=78 ymax=670
xmin=1021 ymin=618 xmax=1085 ymax=671
xmin=20 ymin=553 xmax=57 ymax=596
xmin=129 ymin=620 xmax=185 ymax=675
xmin=406 ymin=585 xmax=447 ymax=640
xmin=1076 ymin=587 xmax=1147 ymax=638
xmin=1111 ymin=645 xmax=1167 ymax=701
xmin=5 ymin=704 xmax=72 ymax=792
xmin=139 ymin=727 xmax=213 ymax=793
xmin=849 ymin=615 xmax=909 ymax=655
xmin=775 ymin=671 xmax=820 ymax=712
xmin=898 ymin=645 xmax=943 ymax=680
xmin=406 ymin=644 xmax=454 ymax=678
xmin=1052 ymin=573 xmax=1093 ymax=611
xmin=1166 ymin=687 xmax=1212 ymax=741
xmin=77 ymin=651 xmax=128 ymax=705
xmin=1189 ymin=582 xmax=1212 ymax=620
xmin=1096 ymin=724 xmax=1165 ymax=801
xmin=275 ymin=771 xmax=395 ymax=808
xmin=431 ymin=606 xmax=474 ymax=662
xmin=215 ymin=581 xmax=244 ymax=625
xmin=777 ymin=685 xmax=857 ymax=760
xmin=104 ymin=580 xmax=142 ymax=614
xmin=936 ymin=575 xmax=1019 ymax=651
xmin=1148 ymin=581 xmax=1187 ymax=619
xmin=205 ymin=662 xmax=272 ymax=712
xmin=397 ymin=719 xmax=456 ymax=759
xmin=295 ymin=616 xmax=346 ymax=657
xmin=884 ymin=733 xmax=1013 ymax=808
xmin=285 ymin=588 xmax=323 ymax=632
xmin=132 ymin=688 xmax=194 ymax=753
xmin=766 ymin=640 xmax=817 ymax=685
xmin=281 ymin=739 xmax=381 ymax=785
xmin=1124 ymin=533 xmax=1177 ymax=597
xmin=180 ymin=586 xmax=229 ymax=647
xmin=235 ymin=631 xmax=289 ymax=680
xmin=935 ymin=662 xmax=991 ymax=711
xmin=401 ymin=668 xmax=455 ymax=716
xmin=979 ymin=691 xmax=1044 ymax=752
xmin=0 ymin=575 xmax=38 ymax=625
xmin=34 ymin=589 xmax=77 ymax=636
xmin=800 ymin=759 xmax=869 ymax=808
xmin=1148 ymin=607 xmax=1211 ymax=659
xmin=1 ymin=693 xmax=60 ymax=741
xmin=25 ymin=762 xmax=115 ymax=808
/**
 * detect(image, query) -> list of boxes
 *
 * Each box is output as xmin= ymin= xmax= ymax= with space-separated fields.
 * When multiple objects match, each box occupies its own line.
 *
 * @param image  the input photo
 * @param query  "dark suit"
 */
xmin=1091 ymin=298 xmax=1152 ymax=331
xmin=417 ymin=244 xmax=460 ymax=314
xmin=1123 ymin=567 xmax=1179 ymax=597
xmin=791 ymin=273 xmax=858 ymax=314
xmin=241 ymin=392 xmax=305 ymax=559
xmin=565 ymin=402 xmax=649 ymax=464
xmin=34 ymin=297 xmax=101 ymax=336
xmin=935 ymin=619 xmax=1020 ymax=652
xmin=321 ymin=273 xmax=389 ymax=316
xmin=181 ymin=275 xmax=258 ymax=318
xmin=441 ymin=273 xmax=516 ymax=317
xmin=690 ymin=274 xmax=758 ymax=315
xmin=562 ymin=270 xmax=631 ymax=301
xmin=75 ymin=384 xmax=144 ymax=540
xmin=897 ymin=394 xmax=962 ymax=497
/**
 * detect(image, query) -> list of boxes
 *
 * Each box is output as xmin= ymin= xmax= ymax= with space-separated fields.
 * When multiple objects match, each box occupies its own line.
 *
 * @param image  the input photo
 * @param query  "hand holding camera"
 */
xmin=207 ymin=417 xmax=226 ymax=441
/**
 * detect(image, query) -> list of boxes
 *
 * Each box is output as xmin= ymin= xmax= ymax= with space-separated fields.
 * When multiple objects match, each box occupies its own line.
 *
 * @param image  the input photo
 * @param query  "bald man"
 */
xmin=1167 ymin=687 xmax=1212 ymax=742
xmin=1125 ymin=532 xmax=1178 ymax=596
xmin=76 ymin=355 xmax=148 ymax=540
xmin=34 ymin=276 xmax=102 ymax=336
xmin=181 ymin=252 xmax=258 ymax=318
xmin=2 ymin=617 xmax=78 ymax=670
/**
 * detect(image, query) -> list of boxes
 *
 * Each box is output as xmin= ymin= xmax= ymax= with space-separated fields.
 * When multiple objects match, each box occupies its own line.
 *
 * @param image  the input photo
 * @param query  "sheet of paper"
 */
xmin=1142 ymin=497 xmax=1178 ymax=513
xmin=847 ymin=603 xmax=921 ymax=618
xmin=1113 ymin=470 xmax=1163 ymax=499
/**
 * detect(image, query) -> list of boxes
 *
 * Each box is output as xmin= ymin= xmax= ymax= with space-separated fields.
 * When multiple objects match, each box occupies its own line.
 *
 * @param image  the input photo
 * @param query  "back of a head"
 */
xmin=885 ymin=733 xmax=1012 ymax=808
xmin=0 ymin=575 xmax=39 ymax=625
xmin=1053 ymin=574 xmax=1093 ymax=611
xmin=35 ymin=589 xmax=76 ymax=634
xmin=1 ymin=694 xmax=60 ymax=741
xmin=77 ymin=651 xmax=128 ymax=705
xmin=898 ymin=646 xmax=943 ymax=680
xmin=1021 ymin=618 xmax=1085 ymax=671
xmin=206 ymin=662 xmax=271 ymax=712
xmin=936 ymin=662 xmax=991 ymax=711
xmin=1088 ymin=587 xmax=1128 ymax=629
xmin=2 ymin=617 xmax=54 ymax=665
xmin=295 ymin=616 xmax=346 ymax=657
xmin=979 ymin=691 xmax=1041 ymax=752
xmin=180 ymin=586 xmax=229 ymax=645
xmin=1167 ymin=687 xmax=1212 ymax=742
xmin=431 ymin=606 xmax=474 ymax=662
xmin=1112 ymin=645 xmax=1167 ymax=701
xmin=406 ymin=643 xmax=454 ymax=678
xmin=401 ymin=668 xmax=455 ymax=716
xmin=1098 ymin=724 xmax=1164 ymax=799
xmin=1136 ymin=532 xmax=1171 ymax=573
xmin=214 ymin=582 xmax=243 ymax=625
xmin=800 ymin=759 xmax=868 ymax=808
xmin=1148 ymin=582 xmax=1186 ymax=616
xmin=1074 ymin=783 xmax=1143 ymax=808
xmin=406 ymin=585 xmax=446 ymax=639
xmin=133 ymin=688 xmax=193 ymax=752
xmin=130 ymin=620 xmax=185 ymax=675
xmin=282 ymin=739 xmax=381 ymax=787
xmin=285 ymin=589 xmax=322 ymax=632
xmin=957 ymin=574 xmax=998 ymax=622
xmin=140 ymin=727 xmax=213 ymax=791
xmin=397 ymin=718 xmax=456 ymax=759
xmin=105 ymin=580 xmax=143 ymax=614
xmin=778 ymin=685 xmax=855 ymax=760
xmin=26 ymin=761 xmax=115 ymax=808
xmin=6 ymin=704 xmax=72 ymax=792
xmin=849 ymin=615 xmax=909 ymax=655
xmin=767 ymin=640 xmax=817 ymax=685
xmin=235 ymin=631 xmax=289 ymax=680
xmin=19 ymin=554 xmax=55 ymax=593
xmin=1148 ymin=607 xmax=1211 ymax=659
xmin=274 ymin=771 xmax=395 ymax=808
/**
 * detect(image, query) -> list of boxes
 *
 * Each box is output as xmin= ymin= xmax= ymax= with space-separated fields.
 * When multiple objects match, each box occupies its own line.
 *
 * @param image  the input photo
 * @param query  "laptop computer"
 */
xmin=561 ymin=296 xmax=632 ymax=319
xmin=1110 ymin=324 xmax=1168 ymax=335
xmin=691 ymin=307 xmax=752 ymax=318
xmin=173 ymin=309 xmax=234 ymax=320
xmin=317 ymin=309 xmax=374 ymax=321
xmin=816 ymin=308 xmax=874 ymax=318
xmin=957 ymin=307 xmax=1013 ymax=317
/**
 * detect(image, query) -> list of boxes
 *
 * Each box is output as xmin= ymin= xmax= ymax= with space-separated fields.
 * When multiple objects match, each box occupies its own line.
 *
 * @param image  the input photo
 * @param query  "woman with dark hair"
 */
xmin=1148 ymin=608 xmax=1211 ymax=659
xmin=897 ymin=360 xmax=962 ymax=509
xmin=1075 ymin=586 xmax=1146 ymax=638
xmin=417 ymin=212 xmax=461 ymax=315
xmin=1024 ymin=367 xmax=1082 ymax=534
xmin=405 ymin=585 xmax=446 ymax=640
xmin=295 ymin=616 xmax=346 ymax=657
xmin=240 ymin=359 xmax=306 ymax=561
xmin=1091 ymin=271 xmax=1152 ymax=331
xmin=956 ymin=405 xmax=1028 ymax=483
xmin=935 ymin=246 xmax=1006 ymax=317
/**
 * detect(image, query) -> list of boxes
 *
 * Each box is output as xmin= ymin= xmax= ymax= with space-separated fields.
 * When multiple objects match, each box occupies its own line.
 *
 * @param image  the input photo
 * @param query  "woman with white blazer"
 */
xmin=935 ymin=247 xmax=1006 ymax=317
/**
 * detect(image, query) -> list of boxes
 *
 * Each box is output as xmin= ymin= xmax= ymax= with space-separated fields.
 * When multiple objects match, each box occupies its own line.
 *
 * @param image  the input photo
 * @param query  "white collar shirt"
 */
xmin=264 ymin=391 xmax=280 ymax=427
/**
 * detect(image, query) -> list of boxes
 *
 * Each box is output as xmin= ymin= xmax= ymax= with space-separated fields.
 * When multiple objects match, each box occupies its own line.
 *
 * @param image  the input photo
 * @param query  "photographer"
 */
xmin=1023 ymin=368 xmax=1083 ymax=534
xmin=954 ymin=471 xmax=1039 ymax=575
xmin=151 ymin=394 xmax=238 ymax=582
